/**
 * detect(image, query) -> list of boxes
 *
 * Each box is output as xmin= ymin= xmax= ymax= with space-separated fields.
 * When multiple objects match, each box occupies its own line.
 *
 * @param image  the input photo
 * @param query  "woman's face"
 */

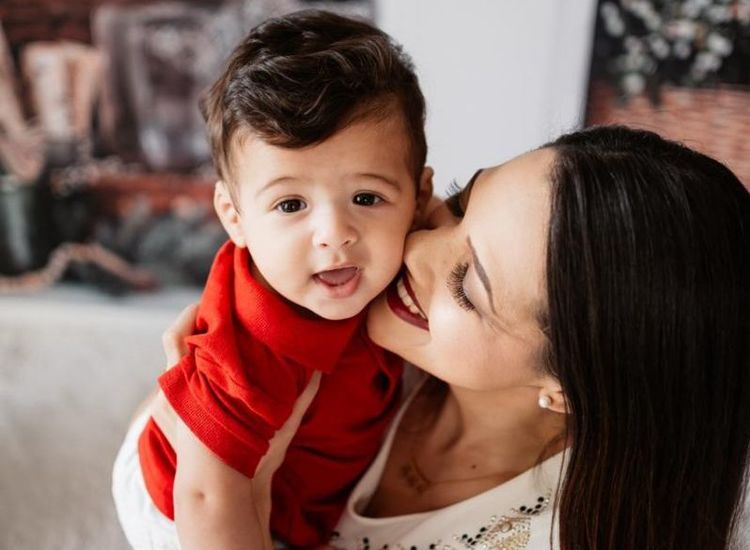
xmin=367 ymin=148 xmax=555 ymax=391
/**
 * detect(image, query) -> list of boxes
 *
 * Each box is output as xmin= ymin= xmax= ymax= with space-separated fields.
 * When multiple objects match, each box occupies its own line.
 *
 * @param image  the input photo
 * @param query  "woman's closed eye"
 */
xmin=447 ymin=262 xmax=475 ymax=312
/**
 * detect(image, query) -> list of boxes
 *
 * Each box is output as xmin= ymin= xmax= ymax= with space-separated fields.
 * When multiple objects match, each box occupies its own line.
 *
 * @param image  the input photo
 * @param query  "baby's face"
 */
xmin=219 ymin=114 xmax=428 ymax=320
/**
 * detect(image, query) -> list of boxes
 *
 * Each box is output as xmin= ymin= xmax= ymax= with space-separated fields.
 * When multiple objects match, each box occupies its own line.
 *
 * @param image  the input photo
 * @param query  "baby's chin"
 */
xmin=308 ymin=296 xmax=373 ymax=321
xmin=304 ymin=278 xmax=393 ymax=321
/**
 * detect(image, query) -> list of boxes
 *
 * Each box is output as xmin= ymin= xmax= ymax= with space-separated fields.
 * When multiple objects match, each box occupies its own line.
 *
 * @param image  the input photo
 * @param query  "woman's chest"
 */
xmin=362 ymin=424 xmax=520 ymax=517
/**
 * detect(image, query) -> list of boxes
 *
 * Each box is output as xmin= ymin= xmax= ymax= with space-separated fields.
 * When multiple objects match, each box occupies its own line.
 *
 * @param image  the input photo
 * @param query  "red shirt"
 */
xmin=138 ymin=242 xmax=402 ymax=547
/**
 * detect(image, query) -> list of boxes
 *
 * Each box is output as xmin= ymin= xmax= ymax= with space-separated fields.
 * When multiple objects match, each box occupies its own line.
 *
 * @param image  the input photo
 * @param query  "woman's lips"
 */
xmin=313 ymin=267 xmax=361 ymax=298
xmin=387 ymin=273 xmax=428 ymax=330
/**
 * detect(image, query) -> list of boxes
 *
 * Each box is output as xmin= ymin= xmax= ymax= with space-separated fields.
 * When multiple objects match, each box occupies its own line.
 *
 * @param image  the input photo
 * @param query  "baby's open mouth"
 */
xmin=313 ymin=267 xmax=362 ymax=299
xmin=314 ymin=267 xmax=359 ymax=286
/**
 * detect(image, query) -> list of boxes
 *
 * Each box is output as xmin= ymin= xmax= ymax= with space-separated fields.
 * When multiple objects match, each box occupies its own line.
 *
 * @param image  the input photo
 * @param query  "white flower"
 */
xmin=600 ymin=1 xmax=620 ymax=19
xmin=666 ymin=19 xmax=698 ymax=40
xmin=605 ymin=15 xmax=626 ymax=37
xmin=625 ymin=36 xmax=645 ymax=54
xmin=600 ymin=0 xmax=750 ymax=93
xmin=648 ymin=35 xmax=670 ymax=59
xmin=643 ymin=12 xmax=662 ymax=31
xmin=706 ymin=32 xmax=733 ymax=56
xmin=601 ymin=3 xmax=626 ymax=38
xmin=681 ymin=0 xmax=702 ymax=19
xmin=707 ymin=5 xmax=732 ymax=23
xmin=673 ymin=40 xmax=692 ymax=59
xmin=628 ymin=0 xmax=657 ymax=20
xmin=622 ymin=51 xmax=650 ymax=72
xmin=622 ymin=72 xmax=646 ymax=95
xmin=694 ymin=51 xmax=722 ymax=72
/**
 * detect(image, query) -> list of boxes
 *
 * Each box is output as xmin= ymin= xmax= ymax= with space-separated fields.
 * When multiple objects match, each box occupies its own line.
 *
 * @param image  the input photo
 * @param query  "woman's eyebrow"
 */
xmin=467 ymin=236 xmax=496 ymax=315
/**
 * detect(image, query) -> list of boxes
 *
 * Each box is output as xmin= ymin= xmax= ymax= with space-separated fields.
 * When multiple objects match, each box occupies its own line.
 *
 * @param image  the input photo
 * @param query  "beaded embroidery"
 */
xmin=447 ymin=492 xmax=551 ymax=550
xmin=330 ymin=492 xmax=552 ymax=550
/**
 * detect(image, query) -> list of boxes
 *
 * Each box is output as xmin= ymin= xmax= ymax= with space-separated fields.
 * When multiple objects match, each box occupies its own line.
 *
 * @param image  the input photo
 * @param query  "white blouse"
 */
xmin=332 ymin=382 xmax=564 ymax=550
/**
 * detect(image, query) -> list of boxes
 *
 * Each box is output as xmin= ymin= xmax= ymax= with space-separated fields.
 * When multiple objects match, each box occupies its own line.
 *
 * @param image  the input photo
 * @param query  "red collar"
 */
xmin=220 ymin=243 xmax=364 ymax=373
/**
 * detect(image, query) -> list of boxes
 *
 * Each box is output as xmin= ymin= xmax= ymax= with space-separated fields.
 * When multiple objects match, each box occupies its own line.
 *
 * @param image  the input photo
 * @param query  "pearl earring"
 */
xmin=538 ymin=395 xmax=551 ymax=409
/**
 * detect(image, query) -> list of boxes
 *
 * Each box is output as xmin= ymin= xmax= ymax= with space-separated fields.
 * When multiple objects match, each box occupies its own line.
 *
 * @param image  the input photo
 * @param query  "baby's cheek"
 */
xmin=370 ymin=233 xmax=406 ymax=276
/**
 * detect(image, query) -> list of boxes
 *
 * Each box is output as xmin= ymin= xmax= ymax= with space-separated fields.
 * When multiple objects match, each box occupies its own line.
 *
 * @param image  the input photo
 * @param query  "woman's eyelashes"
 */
xmin=447 ymin=262 xmax=475 ymax=312
xmin=445 ymin=179 xmax=465 ymax=217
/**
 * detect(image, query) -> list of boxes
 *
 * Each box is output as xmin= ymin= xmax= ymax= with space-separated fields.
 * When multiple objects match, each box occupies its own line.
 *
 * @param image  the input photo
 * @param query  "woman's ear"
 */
xmin=214 ymin=180 xmax=247 ymax=248
xmin=537 ymin=379 xmax=568 ymax=415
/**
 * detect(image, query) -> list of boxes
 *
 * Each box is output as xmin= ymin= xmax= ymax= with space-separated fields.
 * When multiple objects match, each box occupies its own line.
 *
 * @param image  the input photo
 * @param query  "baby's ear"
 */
xmin=213 ymin=181 xmax=246 ymax=248
xmin=416 ymin=166 xmax=434 ymax=217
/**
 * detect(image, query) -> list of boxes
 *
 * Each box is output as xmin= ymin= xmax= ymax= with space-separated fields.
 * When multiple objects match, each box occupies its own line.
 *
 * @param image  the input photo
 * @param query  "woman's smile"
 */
xmin=386 ymin=271 xmax=429 ymax=330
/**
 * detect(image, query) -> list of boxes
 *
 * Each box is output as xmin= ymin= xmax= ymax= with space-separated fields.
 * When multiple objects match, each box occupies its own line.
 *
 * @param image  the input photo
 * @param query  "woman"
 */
xmin=161 ymin=126 xmax=750 ymax=549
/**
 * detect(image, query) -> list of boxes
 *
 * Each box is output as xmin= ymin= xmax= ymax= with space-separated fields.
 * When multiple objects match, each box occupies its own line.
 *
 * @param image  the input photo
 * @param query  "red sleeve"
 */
xmin=159 ymin=348 xmax=309 ymax=479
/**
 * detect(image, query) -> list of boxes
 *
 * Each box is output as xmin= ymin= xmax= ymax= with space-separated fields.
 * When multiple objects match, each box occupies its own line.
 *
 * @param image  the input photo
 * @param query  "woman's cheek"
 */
xmin=429 ymin=304 xmax=478 ymax=367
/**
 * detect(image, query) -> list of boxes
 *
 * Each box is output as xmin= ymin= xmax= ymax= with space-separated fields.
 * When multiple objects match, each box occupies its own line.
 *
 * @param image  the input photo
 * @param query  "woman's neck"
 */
xmin=363 ymin=380 xmax=568 ymax=517
xmin=422 ymin=383 xmax=567 ymax=465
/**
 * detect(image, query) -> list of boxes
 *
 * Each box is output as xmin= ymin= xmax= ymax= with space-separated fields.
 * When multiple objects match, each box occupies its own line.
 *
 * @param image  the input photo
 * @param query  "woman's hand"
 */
xmin=251 ymin=370 xmax=321 ymax=531
xmin=161 ymin=303 xmax=199 ymax=367
xmin=148 ymin=303 xmax=199 ymax=445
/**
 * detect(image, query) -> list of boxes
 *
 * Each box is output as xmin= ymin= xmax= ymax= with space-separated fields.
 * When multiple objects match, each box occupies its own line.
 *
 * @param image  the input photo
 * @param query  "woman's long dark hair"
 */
xmin=545 ymin=126 xmax=750 ymax=549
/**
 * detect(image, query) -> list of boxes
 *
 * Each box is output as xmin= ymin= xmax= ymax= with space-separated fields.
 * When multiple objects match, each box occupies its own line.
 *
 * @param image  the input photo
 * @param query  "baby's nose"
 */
xmin=312 ymin=212 xmax=358 ymax=249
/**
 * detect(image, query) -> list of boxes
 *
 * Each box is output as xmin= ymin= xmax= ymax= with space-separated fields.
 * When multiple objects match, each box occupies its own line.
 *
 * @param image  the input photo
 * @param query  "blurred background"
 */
xmin=0 ymin=1 xmax=747 ymax=548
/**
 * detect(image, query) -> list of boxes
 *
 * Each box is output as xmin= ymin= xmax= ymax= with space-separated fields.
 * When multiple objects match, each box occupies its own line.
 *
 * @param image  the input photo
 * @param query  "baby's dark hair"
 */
xmin=201 ymin=9 xmax=427 ymax=200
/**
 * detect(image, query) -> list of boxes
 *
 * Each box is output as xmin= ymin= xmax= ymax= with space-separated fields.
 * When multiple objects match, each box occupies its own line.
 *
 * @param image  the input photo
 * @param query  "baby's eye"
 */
xmin=275 ymin=199 xmax=306 ymax=213
xmin=353 ymin=193 xmax=383 ymax=206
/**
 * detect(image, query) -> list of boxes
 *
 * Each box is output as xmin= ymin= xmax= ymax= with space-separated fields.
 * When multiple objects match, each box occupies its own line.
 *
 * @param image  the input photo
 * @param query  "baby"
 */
xmin=112 ymin=10 xmax=433 ymax=549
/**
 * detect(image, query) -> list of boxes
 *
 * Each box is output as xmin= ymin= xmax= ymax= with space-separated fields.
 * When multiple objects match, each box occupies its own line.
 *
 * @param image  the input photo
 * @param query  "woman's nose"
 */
xmin=403 ymin=225 xmax=450 ymax=285
xmin=312 ymin=210 xmax=358 ymax=250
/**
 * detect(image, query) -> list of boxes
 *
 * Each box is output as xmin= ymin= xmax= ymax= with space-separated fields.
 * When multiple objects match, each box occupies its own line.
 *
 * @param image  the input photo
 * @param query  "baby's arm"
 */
xmin=158 ymin=304 xmax=321 ymax=549
xmin=172 ymin=416 xmax=273 ymax=550
xmin=154 ymin=303 xmax=267 ymax=548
